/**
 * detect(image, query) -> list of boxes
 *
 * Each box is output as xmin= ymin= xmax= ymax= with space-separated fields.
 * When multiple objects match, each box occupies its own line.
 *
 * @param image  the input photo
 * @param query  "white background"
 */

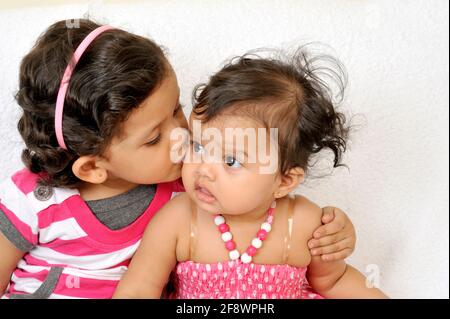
xmin=0 ymin=0 xmax=448 ymax=298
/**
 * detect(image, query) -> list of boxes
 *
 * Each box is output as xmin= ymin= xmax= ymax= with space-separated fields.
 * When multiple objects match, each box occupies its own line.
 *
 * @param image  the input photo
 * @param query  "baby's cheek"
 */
xmin=219 ymin=184 xmax=261 ymax=213
xmin=181 ymin=163 xmax=196 ymax=190
xmin=244 ymin=177 xmax=276 ymax=202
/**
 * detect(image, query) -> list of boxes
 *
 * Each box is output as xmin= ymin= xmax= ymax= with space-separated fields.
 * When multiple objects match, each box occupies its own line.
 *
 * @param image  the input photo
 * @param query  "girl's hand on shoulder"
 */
xmin=307 ymin=207 xmax=356 ymax=262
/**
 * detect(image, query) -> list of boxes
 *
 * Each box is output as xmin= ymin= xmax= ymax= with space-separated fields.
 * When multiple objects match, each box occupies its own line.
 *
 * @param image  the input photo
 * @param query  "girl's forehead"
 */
xmin=115 ymin=72 xmax=180 ymax=142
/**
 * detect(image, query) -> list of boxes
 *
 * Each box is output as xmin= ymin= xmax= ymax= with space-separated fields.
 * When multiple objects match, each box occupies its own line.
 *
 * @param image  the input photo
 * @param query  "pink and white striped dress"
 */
xmin=0 ymin=168 xmax=181 ymax=299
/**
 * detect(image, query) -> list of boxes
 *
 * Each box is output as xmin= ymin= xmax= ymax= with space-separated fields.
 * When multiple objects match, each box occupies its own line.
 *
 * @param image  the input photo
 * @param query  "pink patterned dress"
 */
xmin=170 ymin=197 xmax=323 ymax=299
xmin=173 ymin=260 xmax=322 ymax=299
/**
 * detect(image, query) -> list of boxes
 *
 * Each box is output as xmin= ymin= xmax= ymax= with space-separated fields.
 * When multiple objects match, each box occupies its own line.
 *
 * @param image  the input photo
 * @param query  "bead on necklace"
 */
xmin=214 ymin=201 xmax=276 ymax=264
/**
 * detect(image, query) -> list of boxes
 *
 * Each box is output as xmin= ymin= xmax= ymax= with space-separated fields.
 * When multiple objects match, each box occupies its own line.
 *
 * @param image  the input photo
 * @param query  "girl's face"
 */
xmin=101 ymin=68 xmax=188 ymax=186
xmin=182 ymin=113 xmax=281 ymax=216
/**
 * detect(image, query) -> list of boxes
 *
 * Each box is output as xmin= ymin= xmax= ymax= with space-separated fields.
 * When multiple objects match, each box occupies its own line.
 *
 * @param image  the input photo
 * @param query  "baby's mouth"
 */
xmin=194 ymin=183 xmax=216 ymax=203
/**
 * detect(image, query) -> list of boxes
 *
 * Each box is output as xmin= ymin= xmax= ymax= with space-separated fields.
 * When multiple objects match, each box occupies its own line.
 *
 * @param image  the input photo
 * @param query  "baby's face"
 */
xmin=182 ymin=113 xmax=281 ymax=216
xmin=100 ymin=68 xmax=188 ymax=185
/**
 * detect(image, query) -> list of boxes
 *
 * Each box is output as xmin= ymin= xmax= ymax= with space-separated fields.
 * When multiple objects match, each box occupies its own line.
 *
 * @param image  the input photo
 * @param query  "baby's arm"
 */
xmin=291 ymin=196 xmax=387 ymax=298
xmin=113 ymin=193 xmax=190 ymax=298
xmin=307 ymin=256 xmax=387 ymax=298
xmin=0 ymin=233 xmax=24 ymax=295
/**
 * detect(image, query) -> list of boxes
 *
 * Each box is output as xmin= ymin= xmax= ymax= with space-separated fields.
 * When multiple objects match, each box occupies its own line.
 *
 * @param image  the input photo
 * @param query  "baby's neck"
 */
xmin=78 ymin=180 xmax=140 ymax=201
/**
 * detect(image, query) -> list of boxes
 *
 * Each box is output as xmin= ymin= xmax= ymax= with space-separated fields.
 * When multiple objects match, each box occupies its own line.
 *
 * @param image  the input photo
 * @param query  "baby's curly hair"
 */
xmin=16 ymin=19 xmax=168 ymax=188
xmin=192 ymin=47 xmax=349 ymax=175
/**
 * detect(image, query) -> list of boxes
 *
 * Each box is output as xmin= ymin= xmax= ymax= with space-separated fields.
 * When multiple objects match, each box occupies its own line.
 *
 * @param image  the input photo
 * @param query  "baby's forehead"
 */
xmin=189 ymin=114 xmax=265 ymax=132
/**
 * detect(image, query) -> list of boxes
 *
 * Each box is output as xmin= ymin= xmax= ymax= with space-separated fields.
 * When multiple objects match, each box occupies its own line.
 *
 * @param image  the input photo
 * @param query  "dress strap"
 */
xmin=282 ymin=195 xmax=296 ymax=264
xmin=188 ymin=203 xmax=198 ymax=261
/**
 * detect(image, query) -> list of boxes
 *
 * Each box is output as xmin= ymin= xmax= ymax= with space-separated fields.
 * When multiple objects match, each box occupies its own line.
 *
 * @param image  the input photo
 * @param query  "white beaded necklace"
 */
xmin=214 ymin=201 xmax=276 ymax=264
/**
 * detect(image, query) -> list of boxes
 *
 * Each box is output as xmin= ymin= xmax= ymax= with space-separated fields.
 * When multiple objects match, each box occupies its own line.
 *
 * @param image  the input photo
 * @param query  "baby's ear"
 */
xmin=274 ymin=167 xmax=304 ymax=199
xmin=72 ymin=156 xmax=108 ymax=184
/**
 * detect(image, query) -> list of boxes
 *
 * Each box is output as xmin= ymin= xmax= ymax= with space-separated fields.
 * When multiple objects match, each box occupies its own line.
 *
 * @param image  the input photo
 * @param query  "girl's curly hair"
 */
xmin=16 ymin=19 xmax=168 ymax=188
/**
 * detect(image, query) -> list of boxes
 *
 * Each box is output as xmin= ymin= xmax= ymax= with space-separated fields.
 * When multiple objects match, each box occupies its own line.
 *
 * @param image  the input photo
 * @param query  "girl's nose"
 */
xmin=169 ymin=112 xmax=188 ymax=132
xmin=174 ymin=108 xmax=189 ymax=130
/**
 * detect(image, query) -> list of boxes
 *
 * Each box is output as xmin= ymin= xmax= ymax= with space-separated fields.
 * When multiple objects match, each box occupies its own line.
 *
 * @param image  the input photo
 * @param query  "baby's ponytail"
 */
xmin=293 ymin=55 xmax=349 ymax=170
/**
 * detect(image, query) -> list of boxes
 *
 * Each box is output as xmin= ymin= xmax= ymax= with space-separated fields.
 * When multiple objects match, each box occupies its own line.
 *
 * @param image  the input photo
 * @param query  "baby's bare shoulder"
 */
xmin=292 ymin=195 xmax=323 ymax=239
xmin=285 ymin=195 xmax=323 ymax=267
xmin=147 ymin=192 xmax=192 ymax=235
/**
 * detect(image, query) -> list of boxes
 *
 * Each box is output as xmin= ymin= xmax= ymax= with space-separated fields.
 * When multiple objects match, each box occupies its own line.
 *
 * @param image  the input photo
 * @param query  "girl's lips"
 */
xmin=195 ymin=186 xmax=216 ymax=203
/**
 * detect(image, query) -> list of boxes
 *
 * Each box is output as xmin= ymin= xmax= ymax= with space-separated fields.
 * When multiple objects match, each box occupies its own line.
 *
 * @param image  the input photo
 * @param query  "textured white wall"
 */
xmin=0 ymin=0 xmax=448 ymax=298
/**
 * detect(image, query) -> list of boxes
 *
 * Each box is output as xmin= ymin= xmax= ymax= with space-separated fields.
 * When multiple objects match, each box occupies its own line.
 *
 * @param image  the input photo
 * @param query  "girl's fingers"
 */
xmin=310 ymin=237 xmax=353 ymax=256
xmin=313 ymin=219 xmax=345 ymax=238
xmin=320 ymin=248 xmax=354 ymax=262
xmin=308 ymin=232 xmax=346 ymax=249
xmin=321 ymin=206 xmax=336 ymax=224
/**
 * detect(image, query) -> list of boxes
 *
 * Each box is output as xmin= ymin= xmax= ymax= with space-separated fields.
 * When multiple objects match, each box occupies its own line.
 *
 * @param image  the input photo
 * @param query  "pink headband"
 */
xmin=55 ymin=25 xmax=115 ymax=150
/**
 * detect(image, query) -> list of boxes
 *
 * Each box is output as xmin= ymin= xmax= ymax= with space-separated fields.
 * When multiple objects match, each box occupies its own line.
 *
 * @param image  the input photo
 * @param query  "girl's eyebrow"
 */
xmin=141 ymin=96 xmax=182 ymax=140
xmin=137 ymin=119 xmax=160 ymax=140
xmin=142 ymin=125 xmax=159 ymax=140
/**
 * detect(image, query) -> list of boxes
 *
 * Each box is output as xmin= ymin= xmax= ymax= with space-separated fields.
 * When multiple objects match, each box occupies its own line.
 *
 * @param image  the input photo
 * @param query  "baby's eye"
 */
xmin=224 ymin=155 xmax=242 ymax=168
xmin=192 ymin=141 xmax=204 ymax=154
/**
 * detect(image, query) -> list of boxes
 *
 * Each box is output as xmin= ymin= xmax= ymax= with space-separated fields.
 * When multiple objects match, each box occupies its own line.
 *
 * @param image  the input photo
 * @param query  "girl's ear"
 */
xmin=72 ymin=156 xmax=108 ymax=184
xmin=274 ymin=167 xmax=305 ymax=199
